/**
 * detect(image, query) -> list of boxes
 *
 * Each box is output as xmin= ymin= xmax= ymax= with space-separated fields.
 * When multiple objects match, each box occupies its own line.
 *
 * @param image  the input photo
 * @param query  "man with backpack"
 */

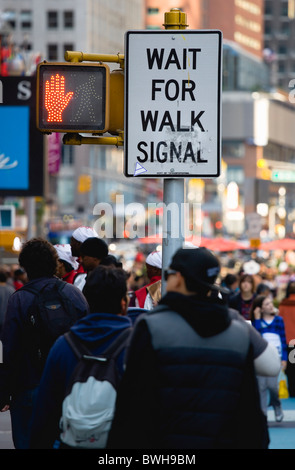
xmin=108 ymin=247 xmax=281 ymax=449
xmin=0 ymin=238 xmax=89 ymax=449
xmin=29 ymin=265 xmax=132 ymax=449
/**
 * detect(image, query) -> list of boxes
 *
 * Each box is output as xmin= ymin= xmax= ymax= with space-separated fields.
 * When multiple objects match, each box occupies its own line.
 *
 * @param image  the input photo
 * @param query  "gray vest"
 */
xmin=145 ymin=306 xmax=250 ymax=358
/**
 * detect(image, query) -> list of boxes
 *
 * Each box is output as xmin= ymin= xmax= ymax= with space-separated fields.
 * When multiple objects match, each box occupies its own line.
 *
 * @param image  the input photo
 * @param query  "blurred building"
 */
xmin=144 ymin=0 xmax=295 ymax=241
xmin=0 ymin=0 xmax=145 ymax=243
xmin=146 ymin=0 xmax=264 ymax=58
xmin=2 ymin=0 xmax=295 ymax=242
xmin=264 ymin=0 xmax=295 ymax=91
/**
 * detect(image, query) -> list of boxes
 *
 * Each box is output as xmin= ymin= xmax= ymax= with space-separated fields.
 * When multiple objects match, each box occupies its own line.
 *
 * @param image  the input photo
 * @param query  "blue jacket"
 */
xmin=30 ymin=312 xmax=132 ymax=449
xmin=0 ymin=277 xmax=89 ymax=402
xmin=252 ymin=315 xmax=288 ymax=361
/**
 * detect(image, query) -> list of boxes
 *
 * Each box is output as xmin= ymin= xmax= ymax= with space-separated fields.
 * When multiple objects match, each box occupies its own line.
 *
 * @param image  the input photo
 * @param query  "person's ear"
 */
xmin=120 ymin=296 xmax=128 ymax=316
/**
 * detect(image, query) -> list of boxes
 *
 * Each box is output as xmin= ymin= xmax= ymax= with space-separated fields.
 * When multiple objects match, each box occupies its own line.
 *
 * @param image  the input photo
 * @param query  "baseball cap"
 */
xmin=146 ymin=250 xmax=162 ymax=269
xmin=54 ymin=244 xmax=79 ymax=270
xmin=169 ymin=247 xmax=227 ymax=293
xmin=72 ymin=226 xmax=98 ymax=243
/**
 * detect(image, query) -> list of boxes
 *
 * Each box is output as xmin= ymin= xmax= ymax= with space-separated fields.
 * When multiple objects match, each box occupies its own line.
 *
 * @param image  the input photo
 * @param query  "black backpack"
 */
xmin=23 ymin=279 xmax=80 ymax=371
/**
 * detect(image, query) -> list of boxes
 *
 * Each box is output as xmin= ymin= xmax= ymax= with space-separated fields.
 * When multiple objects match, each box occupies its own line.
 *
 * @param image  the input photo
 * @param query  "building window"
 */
xmin=264 ymin=21 xmax=272 ymax=35
xmin=281 ymin=2 xmax=289 ymax=17
xmin=47 ymin=11 xmax=58 ymax=29
xmin=20 ymin=10 xmax=32 ymax=29
xmin=61 ymin=145 xmax=74 ymax=166
xmin=264 ymin=1 xmax=273 ymax=15
xmin=64 ymin=11 xmax=74 ymax=28
xmin=63 ymin=44 xmax=74 ymax=57
xmin=147 ymin=8 xmax=159 ymax=14
xmin=281 ymin=21 xmax=290 ymax=35
xmin=278 ymin=61 xmax=286 ymax=73
xmin=278 ymin=44 xmax=287 ymax=54
xmin=226 ymin=166 xmax=244 ymax=184
xmin=3 ymin=10 xmax=16 ymax=29
xmin=222 ymin=140 xmax=245 ymax=158
xmin=48 ymin=44 xmax=58 ymax=61
xmin=57 ymin=178 xmax=75 ymax=206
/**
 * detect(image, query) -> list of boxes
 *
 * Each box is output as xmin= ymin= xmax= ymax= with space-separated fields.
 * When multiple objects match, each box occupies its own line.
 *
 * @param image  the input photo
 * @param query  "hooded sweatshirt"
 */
xmin=30 ymin=312 xmax=132 ymax=449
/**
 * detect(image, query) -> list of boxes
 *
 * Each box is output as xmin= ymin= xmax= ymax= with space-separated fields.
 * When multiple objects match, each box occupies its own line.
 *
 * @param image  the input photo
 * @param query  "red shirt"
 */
xmin=135 ymin=276 xmax=162 ymax=308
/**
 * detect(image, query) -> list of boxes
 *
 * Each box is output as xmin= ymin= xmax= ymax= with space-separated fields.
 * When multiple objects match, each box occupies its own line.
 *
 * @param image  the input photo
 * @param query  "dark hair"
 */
xmin=249 ymin=295 xmax=267 ymax=321
xmin=223 ymin=274 xmax=238 ymax=287
xmin=256 ymin=283 xmax=270 ymax=295
xmin=0 ymin=270 xmax=7 ymax=283
xmin=286 ymin=281 xmax=295 ymax=297
xmin=80 ymin=237 xmax=108 ymax=260
xmin=14 ymin=268 xmax=25 ymax=277
xmin=239 ymin=274 xmax=255 ymax=293
xmin=60 ymin=260 xmax=74 ymax=273
xmin=18 ymin=238 xmax=58 ymax=280
xmin=100 ymin=254 xmax=123 ymax=269
xmin=83 ymin=265 xmax=128 ymax=314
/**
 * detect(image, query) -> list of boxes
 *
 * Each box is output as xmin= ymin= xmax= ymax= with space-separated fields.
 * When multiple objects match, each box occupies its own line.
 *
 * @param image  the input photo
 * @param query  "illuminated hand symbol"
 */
xmin=45 ymin=74 xmax=74 ymax=122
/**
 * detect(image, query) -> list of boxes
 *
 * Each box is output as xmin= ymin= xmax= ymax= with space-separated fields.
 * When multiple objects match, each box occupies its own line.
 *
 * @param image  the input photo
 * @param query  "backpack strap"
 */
xmin=65 ymin=327 xmax=132 ymax=361
xmin=64 ymin=330 xmax=92 ymax=359
xmin=21 ymin=278 xmax=65 ymax=296
xmin=103 ymin=327 xmax=132 ymax=358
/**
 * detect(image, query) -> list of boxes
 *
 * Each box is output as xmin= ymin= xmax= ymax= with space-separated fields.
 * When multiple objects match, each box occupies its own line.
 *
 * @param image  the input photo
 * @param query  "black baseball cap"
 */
xmin=80 ymin=237 xmax=108 ymax=260
xmin=170 ymin=247 xmax=227 ymax=293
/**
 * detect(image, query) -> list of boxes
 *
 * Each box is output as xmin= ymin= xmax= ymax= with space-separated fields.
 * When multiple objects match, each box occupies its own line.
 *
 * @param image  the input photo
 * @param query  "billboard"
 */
xmin=0 ymin=76 xmax=44 ymax=196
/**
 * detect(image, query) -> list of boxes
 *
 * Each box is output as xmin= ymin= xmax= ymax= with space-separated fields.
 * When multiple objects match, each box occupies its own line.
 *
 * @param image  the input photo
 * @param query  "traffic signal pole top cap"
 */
xmin=163 ymin=8 xmax=188 ymax=30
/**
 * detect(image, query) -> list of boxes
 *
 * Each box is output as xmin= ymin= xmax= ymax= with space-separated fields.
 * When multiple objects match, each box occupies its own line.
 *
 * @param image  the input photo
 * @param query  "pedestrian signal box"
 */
xmin=37 ymin=62 xmax=110 ymax=133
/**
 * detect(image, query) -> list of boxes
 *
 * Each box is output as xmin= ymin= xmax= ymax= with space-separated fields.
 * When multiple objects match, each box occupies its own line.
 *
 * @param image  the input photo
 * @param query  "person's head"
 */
xmin=83 ymin=265 xmax=129 ymax=315
xmin=54 ymin=244 xmax=78 ymax=278
xmin=100 ymin=254 xmax=123 ymax=269
xmin=0 ymin=269 xmax=7 ymax=283
xmin=18 ymin=238 xmax=58 ymax=280
xmin=239 ymin=274 xmax=255 ymax=296
xmin=70 ymin=226 xmax=98 ymax=257
xmin=223 ymin=274 xmax=239 ymax=292
xmin=256 ymin=283 xmax=271 ymax=297
xmin=145 ymin=251 xmax=162 ymax=280
xmin=250 ymin=294 xmax=275 ymax=321
xmin=286 ymin=281 xmax=295 ymax=297
xmin=79 ymin=237 xmax=108 ymax=273
xmin=164 ymin=247 xmax=224 ymax=297
xmin=13 ymin=268 xmax=28 ymax=284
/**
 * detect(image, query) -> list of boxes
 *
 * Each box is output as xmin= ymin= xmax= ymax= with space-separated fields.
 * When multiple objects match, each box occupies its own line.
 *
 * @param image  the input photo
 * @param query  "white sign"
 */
xmin=124 ymin=30 xmax=222 ymax=178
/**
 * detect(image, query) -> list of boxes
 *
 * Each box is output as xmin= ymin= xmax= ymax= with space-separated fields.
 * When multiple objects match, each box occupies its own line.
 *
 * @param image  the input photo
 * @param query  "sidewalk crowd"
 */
xmin=0 ymin=227 xmax=293 ymax=450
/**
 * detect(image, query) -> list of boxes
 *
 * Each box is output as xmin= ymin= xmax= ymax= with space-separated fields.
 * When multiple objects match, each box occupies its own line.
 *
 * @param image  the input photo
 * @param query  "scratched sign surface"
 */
xmin=124 ymin=30 xmax=222 ymax=178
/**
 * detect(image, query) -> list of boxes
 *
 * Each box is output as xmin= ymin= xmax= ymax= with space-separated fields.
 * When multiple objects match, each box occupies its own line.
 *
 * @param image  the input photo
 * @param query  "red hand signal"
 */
xmin=45 ymin=74 xmax=74 ymax=122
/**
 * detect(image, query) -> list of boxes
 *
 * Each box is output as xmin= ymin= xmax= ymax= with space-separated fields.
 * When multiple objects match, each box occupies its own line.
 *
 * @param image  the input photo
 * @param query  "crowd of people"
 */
xmin=0 ymin=226 xmax=291 ymax=449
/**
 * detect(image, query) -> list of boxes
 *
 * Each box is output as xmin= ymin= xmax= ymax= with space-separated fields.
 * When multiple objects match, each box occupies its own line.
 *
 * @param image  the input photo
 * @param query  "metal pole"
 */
xmin=161 ymin=9 xmax=188 ymax=295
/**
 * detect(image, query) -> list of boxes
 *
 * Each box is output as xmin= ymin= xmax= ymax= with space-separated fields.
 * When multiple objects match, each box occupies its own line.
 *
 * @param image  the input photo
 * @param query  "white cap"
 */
xmin=146 ymin=250 xmax=162 ymax=269
xmin=54 ymin=244 xmax=79 ymax=270
xmin=72 ymin=226 xmax=98 ymax=243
